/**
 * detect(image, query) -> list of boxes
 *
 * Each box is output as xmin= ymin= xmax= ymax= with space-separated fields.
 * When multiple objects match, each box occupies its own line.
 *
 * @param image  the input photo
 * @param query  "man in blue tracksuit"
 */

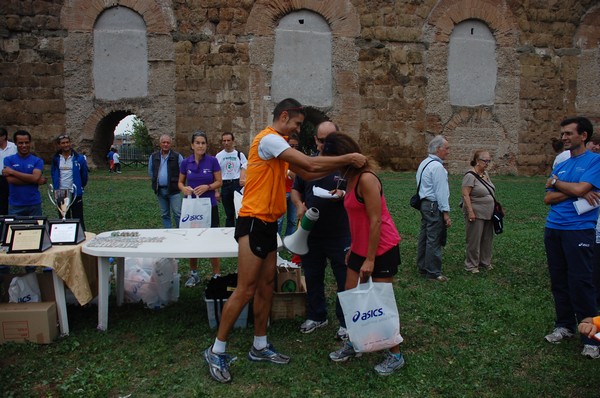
xmin=51 ymin=134 xmax=89 ymax=230
xmin=543 ymin=116 xmax=600 ymax=359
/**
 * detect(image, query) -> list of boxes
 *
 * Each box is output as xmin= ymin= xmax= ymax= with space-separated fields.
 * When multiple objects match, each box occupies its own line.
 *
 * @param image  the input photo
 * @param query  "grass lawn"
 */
xmin=0 ymin=168 xmax=599 ymax=397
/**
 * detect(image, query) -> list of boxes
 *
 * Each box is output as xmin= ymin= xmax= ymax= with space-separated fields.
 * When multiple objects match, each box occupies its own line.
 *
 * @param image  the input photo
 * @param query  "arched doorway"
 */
xmin=91 ymin=110 xmax=131 ymax=169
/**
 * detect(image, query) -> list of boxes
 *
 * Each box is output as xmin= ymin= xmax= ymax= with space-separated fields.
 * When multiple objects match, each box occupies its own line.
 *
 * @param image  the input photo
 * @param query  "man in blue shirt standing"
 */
xmin=543 ymin=116 xmax=600 ymax=359
xmin=148 ymin=135 xmax=183 ymax=228
xmin=50 ymin=134 xmax=89 ymax=229
xmin=416 ymin=135 xmax=452 ymax=282
xmin=2 ymin=130 xmax=46 ymax=216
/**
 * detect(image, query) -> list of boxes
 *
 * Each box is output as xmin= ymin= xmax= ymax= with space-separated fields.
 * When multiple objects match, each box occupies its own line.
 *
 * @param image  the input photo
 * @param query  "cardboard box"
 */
xmin=0 ymin=302 xmax=58 ymax=344
xmin=205 ymin=298 xmax=248 ymax=329
xmin=275 ymin=265 xmax=302 ymax=293
xmin=271 ymin=277 xmax=306 ymax=321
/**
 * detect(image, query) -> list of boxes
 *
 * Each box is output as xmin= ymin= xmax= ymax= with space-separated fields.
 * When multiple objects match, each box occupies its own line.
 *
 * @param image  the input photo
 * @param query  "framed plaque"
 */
xmin=7 ymin=225 xmax=52 ymax=253
xmin=2 ymin=220 xmax=39 ymax=246
xmin=0 ymin=216 xmax=16 ymax=244
xmin=15 ymin=215 xmax=48 ymax=228
xmin=48 ymin=219 xmax=85 ymax=245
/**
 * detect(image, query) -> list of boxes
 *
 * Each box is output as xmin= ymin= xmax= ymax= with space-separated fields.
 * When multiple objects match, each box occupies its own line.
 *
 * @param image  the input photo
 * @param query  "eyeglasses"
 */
xmin=58 ymin=135 xmax=70 ymax=140
xmin=192 ymin=131 xmax=207 ymax=140
xmin=478 ymin=159 xmax=492 ymax=164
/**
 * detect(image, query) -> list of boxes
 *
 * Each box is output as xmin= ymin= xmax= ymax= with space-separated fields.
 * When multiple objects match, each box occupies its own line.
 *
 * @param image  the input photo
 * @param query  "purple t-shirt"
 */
xmin=180 ymin=154 xmax=221 ymax=206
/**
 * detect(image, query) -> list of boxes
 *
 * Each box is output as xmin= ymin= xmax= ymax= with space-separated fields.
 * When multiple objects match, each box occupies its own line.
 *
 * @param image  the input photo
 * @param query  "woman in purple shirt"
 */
xmin=178 ymin=131 xmax=223 ymax=286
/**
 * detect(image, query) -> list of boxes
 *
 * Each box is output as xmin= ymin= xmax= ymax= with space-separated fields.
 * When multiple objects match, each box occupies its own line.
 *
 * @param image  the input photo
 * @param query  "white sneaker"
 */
xmin=335 ymin=326 xmax=348 ymax=341
xmin=581 ymin=344 xmax=600 ymax=359
xmin=185 ymin=272 xmax=200 ymax=288
xmin=544 ymin=327 xmax=574 ymax=343
xmin=299 ymin=319 xmax=328 ymax=334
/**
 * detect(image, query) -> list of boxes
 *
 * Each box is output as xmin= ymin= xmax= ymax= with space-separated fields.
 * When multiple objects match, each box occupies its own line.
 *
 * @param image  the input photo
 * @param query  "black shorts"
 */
xmin=234 ymin=216 xmax=278 ymax=259
xmin=210 ymin=205 xmax=220 ymax=228
xmin=347 ymin=245 xmax=400 ymax=278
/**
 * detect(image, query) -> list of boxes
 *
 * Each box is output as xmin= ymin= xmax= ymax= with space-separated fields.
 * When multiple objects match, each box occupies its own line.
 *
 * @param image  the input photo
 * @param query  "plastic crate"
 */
xmin=205 ymin=298 xmax=248 ymax=329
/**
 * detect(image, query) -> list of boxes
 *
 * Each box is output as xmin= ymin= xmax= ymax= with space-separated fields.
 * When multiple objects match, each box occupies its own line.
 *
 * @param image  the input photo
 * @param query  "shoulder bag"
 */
xmin=410 ymin=160 xmax=436 ymax=209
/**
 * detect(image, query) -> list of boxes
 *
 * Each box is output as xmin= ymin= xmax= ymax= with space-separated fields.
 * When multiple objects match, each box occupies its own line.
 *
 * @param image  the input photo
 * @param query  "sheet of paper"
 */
xmin=573 ymin=197 xmax=600 ymax=215
xmin=312 ymin=186 xmax=340 ymax=199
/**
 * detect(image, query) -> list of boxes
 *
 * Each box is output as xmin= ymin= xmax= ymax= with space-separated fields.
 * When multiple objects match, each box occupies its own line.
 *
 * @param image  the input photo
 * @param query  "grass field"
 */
xmin=1 ymin=168 xmax=599 ymax=398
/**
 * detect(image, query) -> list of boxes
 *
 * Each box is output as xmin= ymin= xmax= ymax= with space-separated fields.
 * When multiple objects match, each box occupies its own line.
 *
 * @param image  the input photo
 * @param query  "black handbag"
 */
xmin=467 ymin=171 xmax=504 ymax=234
xmin=411 ymin=160 xmax=436 ymax=209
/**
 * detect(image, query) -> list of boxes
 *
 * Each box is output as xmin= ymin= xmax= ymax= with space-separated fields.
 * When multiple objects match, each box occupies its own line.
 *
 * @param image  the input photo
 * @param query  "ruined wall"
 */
xmin=1 ymin=0 xmax=599 ymax=174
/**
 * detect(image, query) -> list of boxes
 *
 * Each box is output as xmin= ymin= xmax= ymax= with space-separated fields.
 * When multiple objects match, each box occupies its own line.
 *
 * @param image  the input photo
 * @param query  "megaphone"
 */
xmin=283 ymin=207 xmax=320 ymax=255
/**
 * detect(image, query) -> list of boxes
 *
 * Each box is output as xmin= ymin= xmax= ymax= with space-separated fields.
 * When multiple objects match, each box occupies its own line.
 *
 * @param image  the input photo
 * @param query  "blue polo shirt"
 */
xmin=4 ymin=153 xmax=44 ymax=206
xmin=546 ymin=150 xmax=600 ymax=230
xmin=180 ymin=154 xmax=220 ymax=206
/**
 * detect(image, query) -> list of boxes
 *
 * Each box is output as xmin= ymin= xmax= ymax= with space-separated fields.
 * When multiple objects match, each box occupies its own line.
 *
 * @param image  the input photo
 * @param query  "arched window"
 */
xmin=271 ymin=10 xmax=332 ymax=107
xmin=93 ymin=6 xmax=148 ymax=100
xmin=448 ymin=20 xmax=497 ymax=106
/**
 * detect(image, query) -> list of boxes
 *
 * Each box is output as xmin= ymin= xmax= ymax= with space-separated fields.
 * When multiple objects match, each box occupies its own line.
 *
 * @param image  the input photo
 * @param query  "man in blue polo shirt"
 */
xmin=2 ymin=130 xmax=46 ymax=216
xmin=543 ymin=116 xmax=600 ymax=359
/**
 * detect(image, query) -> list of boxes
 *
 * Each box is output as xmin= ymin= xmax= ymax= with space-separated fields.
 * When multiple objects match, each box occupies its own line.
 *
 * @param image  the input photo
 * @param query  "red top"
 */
xmin=344 ymin=172 xmax=400 ymax=257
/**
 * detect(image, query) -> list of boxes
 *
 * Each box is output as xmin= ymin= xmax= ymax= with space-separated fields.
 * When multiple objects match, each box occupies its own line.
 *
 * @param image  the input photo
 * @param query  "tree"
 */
xmin=129 ymin=117 xmax=153 ymax=154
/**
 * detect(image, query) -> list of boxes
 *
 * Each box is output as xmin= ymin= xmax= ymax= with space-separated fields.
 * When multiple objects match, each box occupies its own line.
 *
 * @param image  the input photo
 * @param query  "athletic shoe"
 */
xmin=374 ymin=351 xmax=406 ymax=375
xmin=335 ymin=326 xmax=348 ymax=341
xmin=427 ymin=275 xmax=449 ymax=282
xmin=203 ymin=346 xmax=234 ymax=383
xmin=465 ymin=268 xmax=480 ymax=274
xmin=185 ymin=272 xmax=200 ymax=288
xmin=299 ymin=319 xmax=328 ymax=334
xmin=248 ymin=343 xmax=290 ymax=364
xmin=329 ymin=341 xmax=361 ymax=362
xmin=544 ymin=327 xmax=574 ymax=343
xmin=581 ymin=344 xmax=600 ymax=359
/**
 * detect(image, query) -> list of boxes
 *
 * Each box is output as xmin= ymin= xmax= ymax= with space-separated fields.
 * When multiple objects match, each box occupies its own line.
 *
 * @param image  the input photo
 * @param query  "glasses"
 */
xmin=192 ymin=131 xmax=207 ymax=140
xmin=478 ymin=159 xmax=492 ymax=164
xmin=58 ymin=135 xmax=70 ymax=140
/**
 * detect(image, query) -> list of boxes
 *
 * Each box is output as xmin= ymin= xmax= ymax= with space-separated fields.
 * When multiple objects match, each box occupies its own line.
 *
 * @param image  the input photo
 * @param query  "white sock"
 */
xmin=212 ymin=338 xmax=227 ymax=354
xmin=253 ymin=335 xmax=267 ymax=350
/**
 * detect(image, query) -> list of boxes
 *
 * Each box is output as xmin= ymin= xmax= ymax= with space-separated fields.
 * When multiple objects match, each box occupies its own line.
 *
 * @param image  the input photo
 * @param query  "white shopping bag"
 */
xmin=8 ymin=272 xmax=42 ymax=303
xmin=179 ymin=196 xmax=212 ymax=228
xmin=337 ymin=277 xmax=403 ymax=353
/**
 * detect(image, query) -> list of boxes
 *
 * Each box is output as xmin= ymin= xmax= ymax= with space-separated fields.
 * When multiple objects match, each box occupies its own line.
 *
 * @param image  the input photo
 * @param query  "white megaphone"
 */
xmin=283 ymin=207 xmax=320 ymax=255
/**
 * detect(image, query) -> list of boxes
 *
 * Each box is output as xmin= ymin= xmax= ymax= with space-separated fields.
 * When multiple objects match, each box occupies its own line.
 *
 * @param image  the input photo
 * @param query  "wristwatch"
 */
xmin=551 ymin=177 xmax=557 ymax=186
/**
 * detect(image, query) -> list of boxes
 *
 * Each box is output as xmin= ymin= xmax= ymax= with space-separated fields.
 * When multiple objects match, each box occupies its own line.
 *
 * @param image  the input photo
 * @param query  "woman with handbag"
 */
xmin=178 ymin=131 xmax=223 ymax=286
xmin=460 ymin=150 xmax=496 ymax=273
xmin=322 ymin=133 xmax=405 ymax=376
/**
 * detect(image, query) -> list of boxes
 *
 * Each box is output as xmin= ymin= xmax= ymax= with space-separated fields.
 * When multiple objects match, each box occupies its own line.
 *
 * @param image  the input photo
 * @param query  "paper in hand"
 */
xmin=573 ymin=197 xmax=600 ymax=215
xmin=312 ymin=186 xmax=340 ymax=199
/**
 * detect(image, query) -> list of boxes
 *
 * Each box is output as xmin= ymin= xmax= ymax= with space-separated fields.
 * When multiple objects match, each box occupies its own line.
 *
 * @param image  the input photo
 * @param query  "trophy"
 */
xmin=48 ymin=184 xmax=76 ymax=220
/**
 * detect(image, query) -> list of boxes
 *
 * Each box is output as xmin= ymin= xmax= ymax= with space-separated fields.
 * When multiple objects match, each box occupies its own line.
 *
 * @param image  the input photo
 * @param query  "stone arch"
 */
xmin=61 ymin=2 xmax=176 ymax=169
xmin=574 ymin=4 xmax=600 ymax=119
xmin=61 ymin=0 xmax=176 ymax=33
xmin=424 ymin=0 xmax=519 ymax=174
xmin=245 ymin=0 xmax=361 ymax=141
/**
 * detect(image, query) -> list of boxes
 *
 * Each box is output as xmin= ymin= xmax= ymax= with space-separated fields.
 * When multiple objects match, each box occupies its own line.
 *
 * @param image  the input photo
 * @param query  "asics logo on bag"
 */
xmin=180 ymin=214 xmax=204 ymax=222
xmin=352 ymin=308 xmax=384 ymax=323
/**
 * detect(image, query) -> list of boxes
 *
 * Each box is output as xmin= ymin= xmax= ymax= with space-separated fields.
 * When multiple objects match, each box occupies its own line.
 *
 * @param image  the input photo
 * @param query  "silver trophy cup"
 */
xmin=48 ymin=184 xmax=76 ymax=220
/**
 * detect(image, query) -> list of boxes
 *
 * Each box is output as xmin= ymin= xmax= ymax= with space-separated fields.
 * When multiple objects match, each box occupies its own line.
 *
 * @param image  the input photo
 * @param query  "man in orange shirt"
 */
xmin=203 ymin=98 xmax=367 ymax=383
